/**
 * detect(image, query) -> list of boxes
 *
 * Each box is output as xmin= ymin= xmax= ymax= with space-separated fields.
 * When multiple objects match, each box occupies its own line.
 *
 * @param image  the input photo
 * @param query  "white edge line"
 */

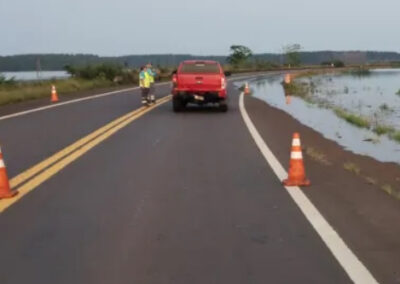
xmin=0 ymin=82 xmax=171 ymax=121
xmin=239 ymin=92 xmax=379 ymax=284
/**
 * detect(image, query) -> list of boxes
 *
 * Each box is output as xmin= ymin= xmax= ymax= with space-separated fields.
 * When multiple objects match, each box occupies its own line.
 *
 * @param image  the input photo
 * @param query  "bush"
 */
xmin=333 ymin=60 xmax=345 ymax=68
xmin=0 ymin=74 xmax=16 ymax=86
xmin=65 ymin=63 xmax=125 ymax=81
xmin=64 ymin=63 xmax=145 ymax=85
xmin=320 ymin=60 xmax=345 ymax=68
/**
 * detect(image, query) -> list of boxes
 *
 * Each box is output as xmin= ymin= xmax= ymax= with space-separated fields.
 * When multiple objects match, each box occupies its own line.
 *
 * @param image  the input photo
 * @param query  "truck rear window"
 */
xmin=180 ymin=63 xmax=220 ymax=74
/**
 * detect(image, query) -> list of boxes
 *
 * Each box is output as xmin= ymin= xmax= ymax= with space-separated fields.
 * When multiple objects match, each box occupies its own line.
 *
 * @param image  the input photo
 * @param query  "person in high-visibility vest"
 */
xmin=146 ymin=63 xmax=157 ymax=103
xmin=139 ymin=66 xmax=151 ymax=105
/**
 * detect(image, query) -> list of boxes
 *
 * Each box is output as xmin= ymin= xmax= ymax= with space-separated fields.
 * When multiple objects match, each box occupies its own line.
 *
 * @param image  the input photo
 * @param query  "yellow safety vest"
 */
xmin=148 ymin=69 xmax=155 ymax=84
xmin=140 ymin=71 xmax=151 ymax=88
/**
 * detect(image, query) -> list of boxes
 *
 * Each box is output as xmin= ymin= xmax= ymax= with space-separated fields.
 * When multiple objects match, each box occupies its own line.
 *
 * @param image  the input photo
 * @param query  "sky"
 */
xmin=0 ymin=0 xmax=399 ymax=56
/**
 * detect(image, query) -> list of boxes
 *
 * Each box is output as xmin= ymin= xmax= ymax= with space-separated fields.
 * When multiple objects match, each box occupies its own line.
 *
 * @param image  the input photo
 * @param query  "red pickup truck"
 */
xmin=172 ymin=60 xmax=229 ymax=112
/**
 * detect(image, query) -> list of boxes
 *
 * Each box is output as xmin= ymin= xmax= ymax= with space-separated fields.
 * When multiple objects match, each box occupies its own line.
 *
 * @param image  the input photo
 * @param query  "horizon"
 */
xmin=2 ymin=49 xmax=400 ymax=58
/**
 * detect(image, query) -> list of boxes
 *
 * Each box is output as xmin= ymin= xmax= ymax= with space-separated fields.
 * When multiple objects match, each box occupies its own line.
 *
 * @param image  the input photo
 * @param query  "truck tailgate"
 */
xmin=177 ymin=74 xmax=221 ymax=90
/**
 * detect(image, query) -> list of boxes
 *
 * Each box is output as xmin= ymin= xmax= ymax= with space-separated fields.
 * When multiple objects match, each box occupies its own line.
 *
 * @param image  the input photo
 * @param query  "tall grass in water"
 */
xmin=373 ymin=125 xmax=395 ymax=136
xmin=333 ymin=108 xmax=370 ymax=129
xmin=390 ymin=131 xmax=400 ymax=143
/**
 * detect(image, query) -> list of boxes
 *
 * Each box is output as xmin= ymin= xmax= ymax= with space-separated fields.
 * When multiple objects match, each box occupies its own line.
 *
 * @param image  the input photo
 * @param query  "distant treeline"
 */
xmin=1 ymin=51 xmax=400 ymax=71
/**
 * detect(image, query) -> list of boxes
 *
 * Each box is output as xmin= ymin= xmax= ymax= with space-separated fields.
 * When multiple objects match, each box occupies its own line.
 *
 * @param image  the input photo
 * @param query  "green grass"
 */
xmin=381 ymin=184 xmax=394 ymax=195
xmin=333 ymin=108 xmax=371 ymax=129
xmin=364 ymin=176 xmax=377 ymax=185
xmin=371 ymin=126 xmax=400 ymax=143
xmin=373 ymin=125 xmax=395 ymax=136
xmin=0 ymin=78 xmax=115 ymax=105
xmin=380 ymin=184 xmax=400 ymax=201
xmin=305 ymin=146 xmax=331 ymax=165
xmin=389 ymin=131 xmax=400 ymax=143
xmin=343 ymin=162 xmax=361 ymax=175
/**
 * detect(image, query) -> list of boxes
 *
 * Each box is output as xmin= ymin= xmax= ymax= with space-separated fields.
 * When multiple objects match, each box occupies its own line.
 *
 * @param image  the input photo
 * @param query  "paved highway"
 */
xmin=0 ymin=76 xmax=394 ymax=283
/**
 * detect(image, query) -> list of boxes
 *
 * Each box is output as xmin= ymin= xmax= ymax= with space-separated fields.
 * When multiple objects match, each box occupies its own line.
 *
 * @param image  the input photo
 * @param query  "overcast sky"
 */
xmin=0 ymin=0 xmax=399 ymax=56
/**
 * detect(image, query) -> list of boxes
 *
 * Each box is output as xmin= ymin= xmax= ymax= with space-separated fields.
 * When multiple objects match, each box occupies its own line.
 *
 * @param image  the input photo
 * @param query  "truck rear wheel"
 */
xmin=219 ymin=101 xmax=228 ymax=112
xmin=173 ymin=97 xmax=184 ymax=112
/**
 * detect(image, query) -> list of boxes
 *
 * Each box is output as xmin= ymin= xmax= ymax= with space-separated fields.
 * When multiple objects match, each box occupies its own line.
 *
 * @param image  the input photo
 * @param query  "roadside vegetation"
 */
xmin=342 ymin=160 xmax=400 ymax=201
xmin=0 ymin=64 xmax=174 ymax=106
xmin=0 ymin=78 xmax=113 ymax=105
xmin=304 ymin=146 xmax=331 ymax=165
xmin=343 ymin=162 xmax=361 ymax=175
xmin=381 ymin=184 xmax=400 ymax=201
xmin=0 ymin=74 xmax=16 ymax=86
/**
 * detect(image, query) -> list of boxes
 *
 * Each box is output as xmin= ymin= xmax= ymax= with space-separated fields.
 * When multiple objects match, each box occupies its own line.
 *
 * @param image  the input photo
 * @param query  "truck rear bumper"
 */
xmin=173 ymin=91 xmax=226 ymax=104
xmin=173 ymin=89 xmax=226 ymax=98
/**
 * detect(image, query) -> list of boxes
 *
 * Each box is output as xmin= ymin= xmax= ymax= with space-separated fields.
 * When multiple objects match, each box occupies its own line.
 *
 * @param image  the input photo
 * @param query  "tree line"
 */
xmin=1 ymin=50 xmax=400 ymax=71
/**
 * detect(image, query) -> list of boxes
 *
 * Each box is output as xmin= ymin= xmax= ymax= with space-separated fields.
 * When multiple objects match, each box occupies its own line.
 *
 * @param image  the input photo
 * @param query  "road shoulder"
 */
xmin=244 ymin=94 xmax=400 ymax=284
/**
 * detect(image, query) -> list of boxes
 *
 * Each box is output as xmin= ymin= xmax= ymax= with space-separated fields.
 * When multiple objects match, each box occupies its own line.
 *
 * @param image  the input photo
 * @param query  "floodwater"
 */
xmin=300 ymin=69 xmax=400 ymax=129
xmin=239 ymin=72 xmax=400 ymax=165
xmin=1 ymin=71 xmax=70 ymax=81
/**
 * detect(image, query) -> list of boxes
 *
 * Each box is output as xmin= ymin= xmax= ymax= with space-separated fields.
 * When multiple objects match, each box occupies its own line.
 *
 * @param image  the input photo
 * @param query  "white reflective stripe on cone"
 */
xmin=292 ymin=138 xmax=301 ymax=146
xmin=0 ymin=159 xmax=5 ymax=168
xmin=291 ymin=151 xmax=303 ymax=159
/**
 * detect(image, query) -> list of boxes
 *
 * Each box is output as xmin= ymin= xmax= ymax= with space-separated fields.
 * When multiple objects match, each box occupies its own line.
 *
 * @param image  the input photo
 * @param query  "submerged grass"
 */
xmin=333 ymin=108 xmax=371 ymax=129
xmin=390 ymin=131 xmax=400 ymax=143
xmin=282 ymin=71 xmax=400 ymax=144
xmin=282 ymin=81 xmax=309 ymax=97
xmin=373 ymin=125 xmax=395 ymax=136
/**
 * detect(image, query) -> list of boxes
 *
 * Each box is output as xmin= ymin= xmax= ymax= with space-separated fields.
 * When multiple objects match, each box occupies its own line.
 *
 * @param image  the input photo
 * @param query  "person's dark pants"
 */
xmin=149 ymin=83 xmax=155 ymax=102
xmin=141 ymin=87 xmax=150 ymax=101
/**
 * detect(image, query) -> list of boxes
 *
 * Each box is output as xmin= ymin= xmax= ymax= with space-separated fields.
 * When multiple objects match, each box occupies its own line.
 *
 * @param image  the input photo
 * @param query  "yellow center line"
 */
xmin=0 ymin=95 xmax=171 ymax=213
xmin=10 ymin=107 xmax=145 ymax=188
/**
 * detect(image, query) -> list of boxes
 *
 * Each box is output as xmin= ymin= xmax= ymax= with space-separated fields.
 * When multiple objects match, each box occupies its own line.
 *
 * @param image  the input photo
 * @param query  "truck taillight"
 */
xmin=221 ymin=77 xmax=226 ymax=89
xmin=172 ymin=74 xmax=177 ymax=87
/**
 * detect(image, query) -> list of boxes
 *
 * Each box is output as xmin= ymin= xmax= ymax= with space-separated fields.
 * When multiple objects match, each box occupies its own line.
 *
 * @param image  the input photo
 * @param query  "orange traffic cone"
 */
xmin=51 ymin=85 xmax=59 ymax=102
xmin=283 ymin=133 xmax=310 ymax=187
xmin=0 ymin=147 xmax=18 ymax=199
xmin=244 ymin=82 xmax=250 ymax=95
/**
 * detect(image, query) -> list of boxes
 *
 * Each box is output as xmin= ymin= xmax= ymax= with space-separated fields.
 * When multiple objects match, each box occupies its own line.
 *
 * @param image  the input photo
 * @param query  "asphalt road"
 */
xmin=0 ymin=78 xmax=376 ymax=283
